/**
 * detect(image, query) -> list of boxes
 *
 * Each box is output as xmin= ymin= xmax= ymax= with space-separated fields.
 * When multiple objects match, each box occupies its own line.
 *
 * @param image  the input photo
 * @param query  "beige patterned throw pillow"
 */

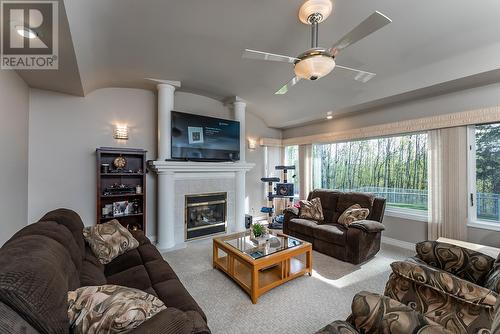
xmin=83 ymin=219 xmax=139 ymax=264
xmin=338 ymin=204 xmax=370 ymax=227
xmin=68 ymin=285 xmax=166 ymax=334
xmin=299 ymin=197 xmax=324 ymax=222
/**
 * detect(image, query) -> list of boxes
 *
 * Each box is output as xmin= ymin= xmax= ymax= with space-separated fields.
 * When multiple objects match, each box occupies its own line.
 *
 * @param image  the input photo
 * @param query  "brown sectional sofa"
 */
xmin=0 ymin=208 xmax=210 ymax=334
xmin=284 ymin=189 xmax=386 ymax=264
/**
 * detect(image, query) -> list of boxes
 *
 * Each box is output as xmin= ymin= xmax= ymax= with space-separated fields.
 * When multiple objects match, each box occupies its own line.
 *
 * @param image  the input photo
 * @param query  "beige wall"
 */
xmin=28 ymin=88 xmax=157 ymax=233
xmin=0 ymin=71 xmax=29 ymax=245
xmin=27 ymin=88 xmax=281 ymax=239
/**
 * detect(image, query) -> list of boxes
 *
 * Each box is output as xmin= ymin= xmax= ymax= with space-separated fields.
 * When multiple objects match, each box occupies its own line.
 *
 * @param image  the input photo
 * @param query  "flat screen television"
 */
xmin=171 ymin=111 xmax=240 ymax=161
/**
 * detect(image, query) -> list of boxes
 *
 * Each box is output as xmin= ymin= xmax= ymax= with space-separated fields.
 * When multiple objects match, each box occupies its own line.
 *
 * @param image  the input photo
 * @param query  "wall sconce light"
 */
xmin=113 ymin=124 xmax=129 ymax=140
xmin=248 ymin=138 xmax=257 ymax=150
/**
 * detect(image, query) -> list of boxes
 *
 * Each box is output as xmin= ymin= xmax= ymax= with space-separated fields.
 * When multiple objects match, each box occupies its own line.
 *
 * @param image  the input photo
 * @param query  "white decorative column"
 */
xmin=147 ymin=79 xmax=181 ymax=250
xmin=232 ymin=97 xmax=246 ymax=162
xmin=230 ymin=97 xmax=247 ymax=231
xmin=153 ymin=79 xmax=181 ymax=160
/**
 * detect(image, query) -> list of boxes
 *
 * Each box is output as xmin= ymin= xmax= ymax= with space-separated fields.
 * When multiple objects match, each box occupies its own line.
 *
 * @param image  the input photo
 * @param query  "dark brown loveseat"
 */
xmin=284 ymin=190 xmax=386 ymax=264
xmin=0 ymin=209 xmax=210 ymax=334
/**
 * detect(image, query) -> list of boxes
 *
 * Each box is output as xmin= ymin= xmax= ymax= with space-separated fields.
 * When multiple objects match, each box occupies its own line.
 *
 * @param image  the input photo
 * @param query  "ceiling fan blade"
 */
xmin=243 ymin=49 xmax=299 ymax=64
xmin=275 ymin=76 xmax=301 ymax=95
xmin=336 ymin=64 xmax=376 ymax=83
xmin=329 ymin=11 xmax=392 ymax=55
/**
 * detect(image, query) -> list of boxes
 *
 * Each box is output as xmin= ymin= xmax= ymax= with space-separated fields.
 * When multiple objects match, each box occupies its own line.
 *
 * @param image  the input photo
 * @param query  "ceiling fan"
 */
xmin=242 ymin=0 xmax=392 ymax=95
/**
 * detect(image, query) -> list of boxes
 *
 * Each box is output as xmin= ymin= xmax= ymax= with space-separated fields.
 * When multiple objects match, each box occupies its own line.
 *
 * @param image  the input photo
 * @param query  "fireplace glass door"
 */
xmin=185 ymin=192 xmax=227 ymax=240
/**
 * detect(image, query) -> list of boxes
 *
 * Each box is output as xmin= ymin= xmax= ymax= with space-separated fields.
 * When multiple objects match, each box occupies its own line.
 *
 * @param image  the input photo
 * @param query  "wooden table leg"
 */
xmin=212 ymin=242 xmax=217 ymax=268
xmin=251 ymin=267 xmax=258 ymax=304
xmin=306 ymin=248 xmax=313 ymax=276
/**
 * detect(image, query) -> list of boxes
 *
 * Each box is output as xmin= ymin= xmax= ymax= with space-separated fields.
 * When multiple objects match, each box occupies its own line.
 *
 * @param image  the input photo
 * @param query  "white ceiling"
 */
xmin=19 ymin=0 xmax=500 ymax=128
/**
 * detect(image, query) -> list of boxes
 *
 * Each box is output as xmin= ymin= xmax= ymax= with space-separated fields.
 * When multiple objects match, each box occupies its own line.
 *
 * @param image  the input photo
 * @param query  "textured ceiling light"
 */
xmin=299 ymin=0 xmax=333 ymax=24
xmin=294 ymin=55 xmax=336 ymax=80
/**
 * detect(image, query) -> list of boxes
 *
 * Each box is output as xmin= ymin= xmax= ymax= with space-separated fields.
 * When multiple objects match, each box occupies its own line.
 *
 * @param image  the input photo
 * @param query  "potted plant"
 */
xmin=250 ymin=223 xmax=269 ymax=245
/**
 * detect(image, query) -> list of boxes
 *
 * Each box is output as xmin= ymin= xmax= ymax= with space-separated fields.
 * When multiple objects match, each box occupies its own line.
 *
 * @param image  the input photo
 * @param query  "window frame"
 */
xmin=467 ymin=125 xmax=500 ymax=231
xmin=311 ymin=133 xmax=429 ymax=218
xmin=283 ymin=145 xmax=300 ymax=198
xmin=385 ymin=207 xmax=428 ymax=222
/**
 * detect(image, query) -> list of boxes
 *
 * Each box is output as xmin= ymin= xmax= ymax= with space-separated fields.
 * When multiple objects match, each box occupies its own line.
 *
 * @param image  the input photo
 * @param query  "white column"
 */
xmin=157 ymin=81 xmax=180 ymax=160
xmin=232 ymin=97 xmax=246 ymax=162
xmin=234 ymin=170 xmax=246 ymax=232
xmin=157 ymin=171 xmax=175 ymax=249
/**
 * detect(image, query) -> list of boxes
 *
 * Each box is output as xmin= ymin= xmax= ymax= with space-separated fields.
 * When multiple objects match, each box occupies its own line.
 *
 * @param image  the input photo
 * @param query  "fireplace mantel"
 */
xmin=151 ymin=159 xmax=254 ymax=251
xmin=149 ymin=160 xmax=255 ymax=174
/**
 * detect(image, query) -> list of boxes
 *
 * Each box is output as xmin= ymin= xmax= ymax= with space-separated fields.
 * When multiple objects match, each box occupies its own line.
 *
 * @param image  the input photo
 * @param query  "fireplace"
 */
xmin=185 ymin=192 xmax=227 ymax=241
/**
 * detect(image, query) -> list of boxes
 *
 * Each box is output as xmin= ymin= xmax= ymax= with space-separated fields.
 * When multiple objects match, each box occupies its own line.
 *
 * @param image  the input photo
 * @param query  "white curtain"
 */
xmin=299 ymin=144 xmax=313 ymax=199
xmin=428 ymin=126 xmax=468 ymax=240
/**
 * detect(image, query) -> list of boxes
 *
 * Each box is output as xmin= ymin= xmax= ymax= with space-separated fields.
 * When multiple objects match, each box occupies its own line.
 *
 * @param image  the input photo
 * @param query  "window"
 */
xmin=312 ymin=133 xmax=428 ymax=214
xmin=468 ymin=123 xmax=500 ymax=228
xmin=284 ymin=145 xmax=299 ymax=196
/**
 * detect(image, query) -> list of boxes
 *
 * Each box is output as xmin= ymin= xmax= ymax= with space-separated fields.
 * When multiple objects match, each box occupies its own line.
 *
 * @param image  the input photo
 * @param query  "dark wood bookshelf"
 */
xmin=96 ymin=147 xmax=147 ymax=232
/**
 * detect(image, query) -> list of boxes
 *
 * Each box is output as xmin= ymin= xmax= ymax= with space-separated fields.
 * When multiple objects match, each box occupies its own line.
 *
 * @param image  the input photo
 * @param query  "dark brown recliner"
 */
xmin=283 ymin=189 xmax=386 ymax=264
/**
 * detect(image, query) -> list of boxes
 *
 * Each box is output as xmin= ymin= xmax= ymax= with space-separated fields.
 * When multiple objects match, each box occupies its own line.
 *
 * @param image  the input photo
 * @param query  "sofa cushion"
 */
xmin=39 ymin=208 xmax=86 ymax=260
xmin=351 ymin=291 xmax=453 ymax=334
xmin=105 ymin=248 xmax=144 ymax=277
xmin=80 ymin=245 xmax=107 ymax=286
xmin=0 ymin=235 xmax=79 ymax=334
xmin=336 ymin=192 xmax=374 ymax=215
xmin=349 ymin=220 xmax=385 ymax=233
xmin=308 ymin=189 xmax=340 ymax=223
xmin=6 ymin=220 xmax=83 ymax=272
xmin=288 ymin=218 xmax=318 ymax=237
xmin=67 ymin=285 xmax=166 ymax=334
xmin=107 ymin=265 xmax=153 ymax=291
xmin=416 ymin=241 xmax=495 ymax=285
xmin=338 ymin=205 xmax=370 ymax=227
xmin=126 ymin=308 xmax=194 ymax=334
xmin=312 ymin=223 xmax=347 ymax=246
xmin=299 ymin=197 xmax=324 ymax=221
xmin=104 ymin=232 xmax=207 ymax=322
xmin=83 ymin=220 xmax=139 ymax=264
xmin=153 ymin=279 xmax=204 ymax=316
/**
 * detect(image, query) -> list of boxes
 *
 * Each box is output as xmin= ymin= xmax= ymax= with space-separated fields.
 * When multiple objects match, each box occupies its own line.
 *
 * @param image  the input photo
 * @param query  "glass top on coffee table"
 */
xmin=224 ymin=231 xmax=303 ymax=260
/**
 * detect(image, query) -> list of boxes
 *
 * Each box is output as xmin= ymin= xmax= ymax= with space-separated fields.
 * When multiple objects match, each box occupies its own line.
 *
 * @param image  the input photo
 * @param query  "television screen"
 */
xmin=171 ymin=111 xmax=240 ymax=161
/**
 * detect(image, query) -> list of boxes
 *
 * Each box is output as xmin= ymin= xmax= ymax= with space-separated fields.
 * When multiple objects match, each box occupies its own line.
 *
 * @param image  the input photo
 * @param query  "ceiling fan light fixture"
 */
xmin=299 ymin=0 xmax=333 ymax=24
xmin=294 ymin=55 xmax=335 ymax=80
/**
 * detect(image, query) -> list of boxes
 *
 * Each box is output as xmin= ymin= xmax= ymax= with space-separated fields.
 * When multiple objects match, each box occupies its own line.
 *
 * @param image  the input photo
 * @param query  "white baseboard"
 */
xmin=382 ymin=236 xmax=415 ymax=251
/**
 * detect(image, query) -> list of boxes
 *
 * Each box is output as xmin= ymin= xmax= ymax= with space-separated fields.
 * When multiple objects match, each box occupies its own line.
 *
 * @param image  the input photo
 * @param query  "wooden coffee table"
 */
xmin=212 ymin=231 xmax=312 ymax=304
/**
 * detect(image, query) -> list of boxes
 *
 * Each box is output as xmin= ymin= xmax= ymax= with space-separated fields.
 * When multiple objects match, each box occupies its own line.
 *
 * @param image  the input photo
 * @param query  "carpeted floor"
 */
xmin=162 ymin=240 xmax=413 ymax=334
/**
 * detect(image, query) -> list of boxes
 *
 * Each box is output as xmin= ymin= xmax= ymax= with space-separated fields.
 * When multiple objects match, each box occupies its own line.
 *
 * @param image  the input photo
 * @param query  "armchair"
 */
xmin=315 ymin=291 xmax=452 ymax=334
xmin=385 ymin=241 xmax=500 ymax=334
xmin=283 ymin=190 xmax=386 ymax=264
